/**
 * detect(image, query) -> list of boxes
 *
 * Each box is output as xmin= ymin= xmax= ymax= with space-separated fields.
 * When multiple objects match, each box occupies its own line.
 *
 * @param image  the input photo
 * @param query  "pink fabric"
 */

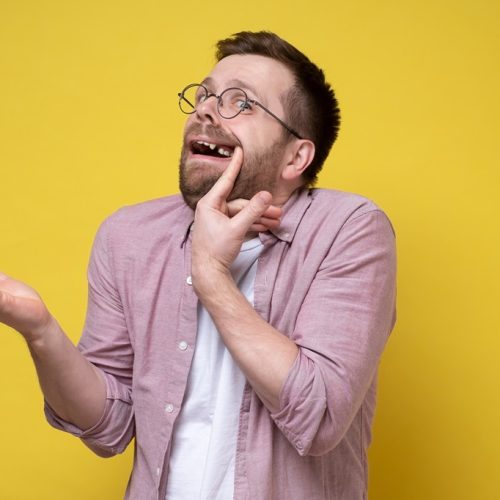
xmin=45 ymin=188 xmax=397 ymax=500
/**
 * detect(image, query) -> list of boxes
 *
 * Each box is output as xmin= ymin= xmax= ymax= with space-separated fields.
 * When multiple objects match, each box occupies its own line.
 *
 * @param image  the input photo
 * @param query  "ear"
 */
xmin=281 ymin=139 xmax=316 ymax=182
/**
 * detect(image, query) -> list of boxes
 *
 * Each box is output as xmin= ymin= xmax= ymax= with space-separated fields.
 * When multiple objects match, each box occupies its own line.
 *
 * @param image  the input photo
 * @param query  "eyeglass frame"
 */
xmin=177 ymin=83 xmax=303 ymax=140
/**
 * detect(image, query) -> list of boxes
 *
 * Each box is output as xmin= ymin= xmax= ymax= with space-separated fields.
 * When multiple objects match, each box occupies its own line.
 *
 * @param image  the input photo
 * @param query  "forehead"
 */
xmin=204 ymin=54 xmax=295 ymax=100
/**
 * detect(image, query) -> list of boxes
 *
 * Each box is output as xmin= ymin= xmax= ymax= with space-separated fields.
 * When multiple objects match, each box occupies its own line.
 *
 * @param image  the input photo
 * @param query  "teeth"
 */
xmin=195 ymin=139 xmax=233 ymax=157
xmin=218 ymin=147 xmax=232 ymax=157
xmin=196 ymin=140 xmax=217 ymax=150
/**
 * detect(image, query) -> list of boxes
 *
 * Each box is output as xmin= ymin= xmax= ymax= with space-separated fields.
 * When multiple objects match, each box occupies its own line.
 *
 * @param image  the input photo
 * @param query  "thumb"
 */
xmin=231 ymin=191 xmax=273 ymax=232
xmin=0 ymin=289 xmax=17 ymax=324
xmin=0 ymin=289 xmax=12 ymax=312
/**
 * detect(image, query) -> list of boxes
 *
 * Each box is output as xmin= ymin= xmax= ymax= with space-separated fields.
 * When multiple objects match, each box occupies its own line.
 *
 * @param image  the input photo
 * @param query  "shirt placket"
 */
xmin=157 ymin=229 xmax=199 ymax=498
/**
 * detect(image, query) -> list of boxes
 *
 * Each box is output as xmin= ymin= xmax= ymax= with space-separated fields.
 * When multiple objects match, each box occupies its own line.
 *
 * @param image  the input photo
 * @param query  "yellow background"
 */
xmin=1 ymin=1 xmax=499 ymax=498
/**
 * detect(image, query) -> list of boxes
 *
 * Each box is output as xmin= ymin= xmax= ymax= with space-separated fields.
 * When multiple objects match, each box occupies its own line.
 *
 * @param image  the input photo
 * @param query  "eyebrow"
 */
xmin=201 ymin=77 xmax=263 ymax=102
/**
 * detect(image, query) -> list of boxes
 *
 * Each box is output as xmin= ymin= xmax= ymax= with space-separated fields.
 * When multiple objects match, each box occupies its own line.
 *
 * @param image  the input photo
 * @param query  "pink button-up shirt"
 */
xmin=45 ymin=188 xmax=397 ymax=500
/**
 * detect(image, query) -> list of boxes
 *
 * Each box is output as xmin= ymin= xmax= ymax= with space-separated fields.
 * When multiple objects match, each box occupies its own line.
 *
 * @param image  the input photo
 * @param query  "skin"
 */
xmin=0 ymin=273 xmax=107 ymax=429
xmin=186 ymin=55 xmax=315 ymax=411
xmin=0 ymin=53 xmax=316 ymax=428
xmin=191 ymin=147 xmax=299 ymax=411
xmin=179 ymin=54 xmax=315 ymax=208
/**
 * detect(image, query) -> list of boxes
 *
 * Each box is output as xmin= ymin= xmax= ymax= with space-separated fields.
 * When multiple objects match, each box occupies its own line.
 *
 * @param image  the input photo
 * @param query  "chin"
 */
xmin=179 ymin=169 xmax=220 ymax=211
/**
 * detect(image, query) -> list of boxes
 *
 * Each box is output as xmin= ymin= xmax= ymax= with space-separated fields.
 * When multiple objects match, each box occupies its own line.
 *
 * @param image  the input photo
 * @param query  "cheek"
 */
xmin=183 ymin=115 xmax=195 ymax=134
xmin=235 ymin=123 xmax=277 ymax=153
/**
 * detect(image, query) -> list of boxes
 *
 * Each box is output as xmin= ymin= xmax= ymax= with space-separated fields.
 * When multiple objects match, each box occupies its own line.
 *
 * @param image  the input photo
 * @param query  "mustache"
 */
xmin=184 ymin=123 xmax=242 ymax=147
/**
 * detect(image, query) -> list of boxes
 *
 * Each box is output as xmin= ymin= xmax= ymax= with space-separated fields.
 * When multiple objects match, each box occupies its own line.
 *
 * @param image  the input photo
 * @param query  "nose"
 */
xmin=194 ymin=93 xmax=220 ymax=125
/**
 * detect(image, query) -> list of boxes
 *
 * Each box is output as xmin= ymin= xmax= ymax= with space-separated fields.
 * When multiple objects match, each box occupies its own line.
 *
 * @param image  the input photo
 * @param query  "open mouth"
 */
xmin=190 ymin=140 xmax=235 ymax=159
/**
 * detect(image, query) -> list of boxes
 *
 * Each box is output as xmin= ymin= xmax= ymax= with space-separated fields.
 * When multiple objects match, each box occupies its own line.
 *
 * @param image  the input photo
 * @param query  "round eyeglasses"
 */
xmin=178 ymin=83 xmax=302 ymax=139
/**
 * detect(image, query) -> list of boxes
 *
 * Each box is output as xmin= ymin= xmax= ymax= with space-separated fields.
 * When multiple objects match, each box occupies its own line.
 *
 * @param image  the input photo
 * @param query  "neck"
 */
xmin=271 ymin=179 xmax=305 ymax=207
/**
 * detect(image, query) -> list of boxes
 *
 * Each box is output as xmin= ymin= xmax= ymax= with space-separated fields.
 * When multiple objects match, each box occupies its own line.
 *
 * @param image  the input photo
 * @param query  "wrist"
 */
xmin=192 ymin=263 xmax=234 ymax=300
xmin=25 ymin=315 xmax=60 ymax=351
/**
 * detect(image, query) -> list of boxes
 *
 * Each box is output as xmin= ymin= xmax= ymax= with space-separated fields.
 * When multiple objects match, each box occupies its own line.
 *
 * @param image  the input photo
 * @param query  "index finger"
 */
xmin=203 ymin=146 xmax=243 ymax=204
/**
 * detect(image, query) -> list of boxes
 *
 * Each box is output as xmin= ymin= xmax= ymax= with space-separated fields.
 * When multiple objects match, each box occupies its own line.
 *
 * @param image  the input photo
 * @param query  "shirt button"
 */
xmin=165 ymin=403 xmax=174 ymax=413
xmin=156 ymin=467 xmax=161 ymax=477
xmin=186 ymin=275 xmax=192 ymax=285
xmin=178 ymin=340 xmax=188 ymax=351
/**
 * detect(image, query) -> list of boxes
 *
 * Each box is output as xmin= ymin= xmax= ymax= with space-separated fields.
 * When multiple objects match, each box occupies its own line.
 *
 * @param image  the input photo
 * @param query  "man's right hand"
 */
xmin=0 ymin=272 xmax=52 ymax=344
xmin=0 ymin=271 xmax=107 ymax=429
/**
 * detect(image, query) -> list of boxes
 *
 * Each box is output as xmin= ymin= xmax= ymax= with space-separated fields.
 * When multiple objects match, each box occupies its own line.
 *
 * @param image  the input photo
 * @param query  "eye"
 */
xmin=237 ymin=99 xmax=253 ymax=111
xmin=222 ymin=89 xmax=251 ymax=113
xmin=196 ymin=92 xmax=207 ymax=104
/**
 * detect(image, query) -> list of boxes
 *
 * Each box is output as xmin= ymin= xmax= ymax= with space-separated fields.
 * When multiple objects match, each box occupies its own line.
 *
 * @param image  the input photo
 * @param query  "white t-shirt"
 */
xmin=165 ymin=238 xmax=264 ymax=500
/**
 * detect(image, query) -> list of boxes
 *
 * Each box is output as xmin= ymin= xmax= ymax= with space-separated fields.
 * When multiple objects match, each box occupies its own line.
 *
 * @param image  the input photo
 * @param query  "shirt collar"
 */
xmin=180 ymin=188 xmax=314 ymax=247
xmin=180 ymin=207 xmax=195 ymax=248
xmin=263 ymin=188 xmax=313 ymax=244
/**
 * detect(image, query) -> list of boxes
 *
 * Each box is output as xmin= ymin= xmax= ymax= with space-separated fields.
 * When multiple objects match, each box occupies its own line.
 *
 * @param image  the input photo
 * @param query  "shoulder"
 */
xmin=108 ymin=194 xmax=190 ymax=226
xmin=277 ymin=188 xmax=395 ymax=250
xmin=93 ymin=194 xmax=193 ymax=250
xmin=306 ymin=188 xmax=395 ymax=235
xmin=309 ymin=188 xmax=383 ymax=215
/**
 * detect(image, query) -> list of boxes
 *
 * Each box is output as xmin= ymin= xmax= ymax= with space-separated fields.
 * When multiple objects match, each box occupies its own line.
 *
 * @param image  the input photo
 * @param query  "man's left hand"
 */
xmin=191 ymin=147 xmax=280 ymax=280
xmin=190 ymin=147 xmax=298 ymax=413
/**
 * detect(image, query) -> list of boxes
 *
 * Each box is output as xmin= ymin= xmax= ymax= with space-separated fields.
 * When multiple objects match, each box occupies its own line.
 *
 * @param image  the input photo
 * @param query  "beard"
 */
xmin=179 ymin=123 xmax=286 ymax=210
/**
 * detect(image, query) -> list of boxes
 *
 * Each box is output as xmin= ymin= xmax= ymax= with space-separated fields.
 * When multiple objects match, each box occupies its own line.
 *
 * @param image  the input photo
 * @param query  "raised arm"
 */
xmin=0 ymin=273 xmax=106 ymax=430
xmin=191 ymin=147 xmax=296 ymax=412
xmin=191 ymin=148 xmax=397 ymax=456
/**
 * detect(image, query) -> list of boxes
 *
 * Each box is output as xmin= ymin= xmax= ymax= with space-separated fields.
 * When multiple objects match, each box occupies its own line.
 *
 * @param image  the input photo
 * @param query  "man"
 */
xmin=0 ymin=31 xmax=396 ymax=499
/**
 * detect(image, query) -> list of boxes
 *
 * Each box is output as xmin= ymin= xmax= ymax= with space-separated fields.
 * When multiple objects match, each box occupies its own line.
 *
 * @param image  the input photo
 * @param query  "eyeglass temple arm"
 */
xmin=252 ymin=101 xmax=303 ymax=139
xmin=178 ymin=92 xmax=195 ymax=109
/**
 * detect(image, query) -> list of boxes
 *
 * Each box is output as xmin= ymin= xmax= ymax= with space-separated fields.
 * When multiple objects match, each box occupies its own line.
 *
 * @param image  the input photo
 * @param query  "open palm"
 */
xmin=0 ymin=273 xmax=51 ymax=341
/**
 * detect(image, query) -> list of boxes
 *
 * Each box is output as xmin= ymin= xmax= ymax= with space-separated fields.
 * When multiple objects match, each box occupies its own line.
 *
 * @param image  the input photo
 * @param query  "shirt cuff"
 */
xmin=43 ymin=370 xmax=134 ymax=457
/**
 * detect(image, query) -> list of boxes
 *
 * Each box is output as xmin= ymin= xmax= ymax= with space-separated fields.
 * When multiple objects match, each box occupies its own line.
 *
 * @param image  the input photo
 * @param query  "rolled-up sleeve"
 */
xmin=271 ymin=209 xmax=397 ymax=456
xmin=44 ymin=215 xmax=135 ymax=457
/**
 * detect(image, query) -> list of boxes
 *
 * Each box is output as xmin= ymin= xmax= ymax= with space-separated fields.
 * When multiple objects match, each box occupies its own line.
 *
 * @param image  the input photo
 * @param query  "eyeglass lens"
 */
xmin=179 ymin=85 xmax=249 ymax=119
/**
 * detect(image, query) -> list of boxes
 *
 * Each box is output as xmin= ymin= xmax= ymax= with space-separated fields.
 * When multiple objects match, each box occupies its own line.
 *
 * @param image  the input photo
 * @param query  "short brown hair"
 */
xmin=216 ymin=31 xmax=340 ymax=185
